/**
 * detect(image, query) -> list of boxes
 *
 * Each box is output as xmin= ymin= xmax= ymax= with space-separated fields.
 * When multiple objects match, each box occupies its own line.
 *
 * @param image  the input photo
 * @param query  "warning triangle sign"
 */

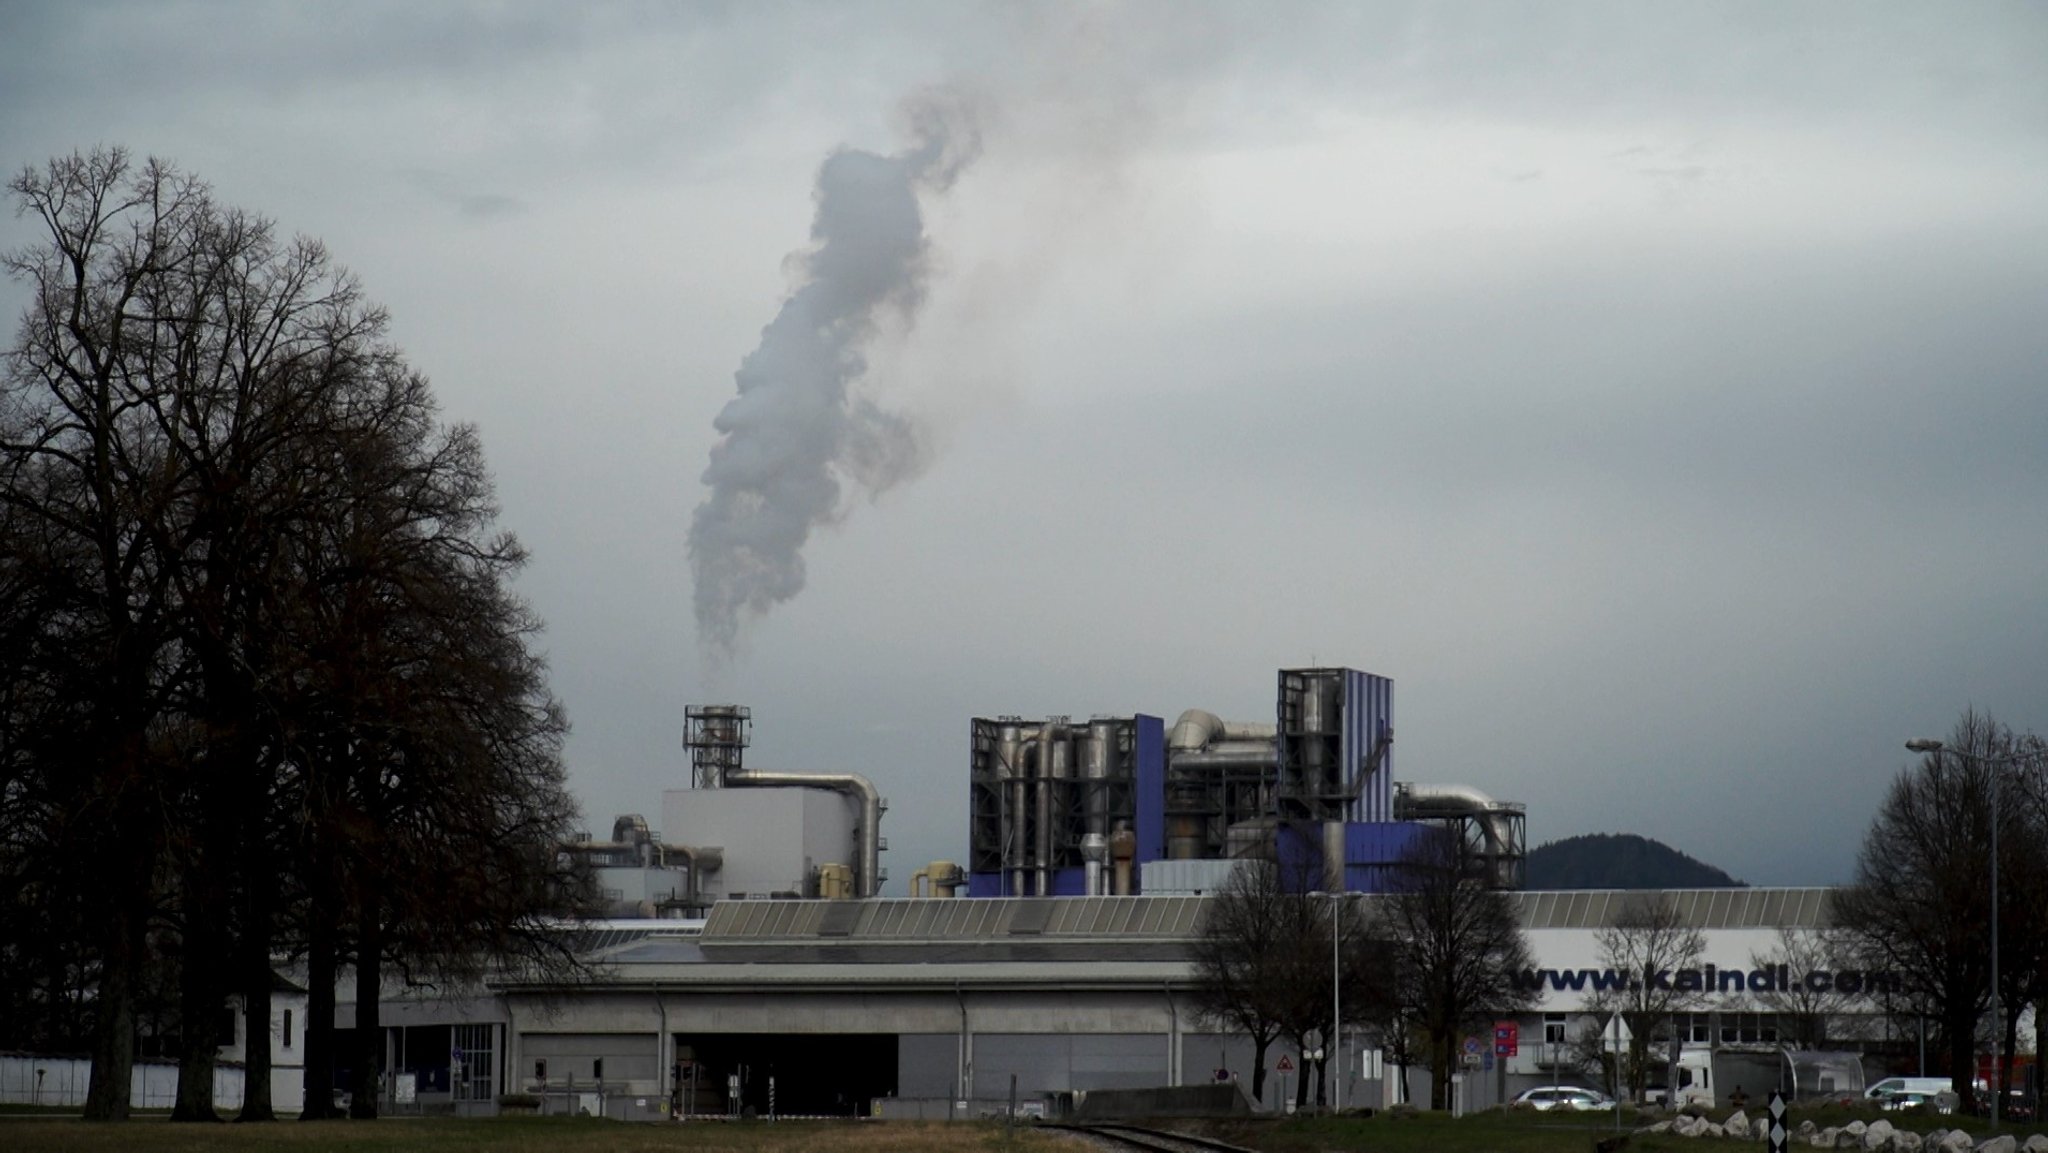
xmin=1276 ymin=1055 xmax=1295 ymax=1072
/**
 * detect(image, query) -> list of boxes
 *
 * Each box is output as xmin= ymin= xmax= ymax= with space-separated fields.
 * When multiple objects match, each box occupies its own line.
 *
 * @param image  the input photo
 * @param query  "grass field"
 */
xmin=4 ymin=1103 xmax=2042 ymax=1153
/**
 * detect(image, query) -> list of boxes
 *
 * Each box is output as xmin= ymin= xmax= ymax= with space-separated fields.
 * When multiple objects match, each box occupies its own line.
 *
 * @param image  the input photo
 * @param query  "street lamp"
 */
xmin=1311 ymin=891 xmax=1346 ymax=1114
xmin=1331 ymin=892 xmax=1343 ymax=1114
xmin=1905 ymin=736 xmax=2032 ymax=1129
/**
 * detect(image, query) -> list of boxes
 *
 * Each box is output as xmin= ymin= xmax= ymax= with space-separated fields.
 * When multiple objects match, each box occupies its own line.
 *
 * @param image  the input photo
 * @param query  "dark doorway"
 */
xmin=675 ymin=1032 xmax=898 ymax=1117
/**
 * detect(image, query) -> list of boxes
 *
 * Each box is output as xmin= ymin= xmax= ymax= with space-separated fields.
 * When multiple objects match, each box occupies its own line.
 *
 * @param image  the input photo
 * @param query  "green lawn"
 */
xmin=4 ymin=1103 xmax=2041 ymax=1153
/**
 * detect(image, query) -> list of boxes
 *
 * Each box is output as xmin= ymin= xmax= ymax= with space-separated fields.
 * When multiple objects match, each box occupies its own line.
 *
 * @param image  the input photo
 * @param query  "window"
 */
xmin=1681 ymin=1013 xmax=1711 ymax=1044
xmin=219 ymin=1006 xmax=239 ymax=1045
xmin=1544 ymin=1014 xmax=1568 ymax=1046
xmin=1719 ymin=1012 xmax=1781 ymax=1045
xmin=283 ymin=1009 xmax=293 ymax=1049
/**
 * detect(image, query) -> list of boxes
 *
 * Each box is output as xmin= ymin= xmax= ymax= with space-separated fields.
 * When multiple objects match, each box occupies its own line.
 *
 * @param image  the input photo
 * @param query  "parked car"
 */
xmin=1514 ymin=1086 xmax=1615 ymax=1111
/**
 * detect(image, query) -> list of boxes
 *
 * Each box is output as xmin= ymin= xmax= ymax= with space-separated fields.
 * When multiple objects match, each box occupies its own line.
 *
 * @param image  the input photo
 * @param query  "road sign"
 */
xmin=1276 ymin=1055 xmax=1295 ymax=1072
xmin=1494 ymin=1020 xmax=1519 ymax=1057
xmin=1463 ymin=1035 xmax=1484 ymax=1055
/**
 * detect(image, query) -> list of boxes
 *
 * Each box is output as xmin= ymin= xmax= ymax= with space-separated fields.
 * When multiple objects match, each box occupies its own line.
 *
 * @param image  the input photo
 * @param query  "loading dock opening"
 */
xmin=674 ymin=1032 xmax=897 ymax=1117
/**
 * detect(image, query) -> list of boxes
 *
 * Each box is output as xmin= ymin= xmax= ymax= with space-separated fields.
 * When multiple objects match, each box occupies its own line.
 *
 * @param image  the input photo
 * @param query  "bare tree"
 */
xmin=1746 ymin=928 xmax=1855 ymax=1049
xmin=1585 ymin=895 xmax=1707 ymax=1101
xmin=1189 ymin=858 xmax=1314 ymax=1106
xmin=2 ymin=149 xmax=592 ymax=1122
xmin=1834 ymin=710 xmax=2047 ymax=1104
xmin=1381 ymin=830 xmax=1536 ymax=1110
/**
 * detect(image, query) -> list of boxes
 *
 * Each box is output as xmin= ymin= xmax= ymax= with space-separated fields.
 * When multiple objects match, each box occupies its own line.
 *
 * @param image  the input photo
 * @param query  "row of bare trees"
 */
xmin=1193 ymin=838 xmax=1879 ymax=1110
xmin=1189 ymin=831 xmax=1537 ymax=1111
xmin=0 ymin=150 xmax=593 ymax=1121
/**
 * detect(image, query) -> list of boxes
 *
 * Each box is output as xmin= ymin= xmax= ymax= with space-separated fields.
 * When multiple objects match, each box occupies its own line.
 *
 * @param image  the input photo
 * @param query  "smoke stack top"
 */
xmin=689 ymin=96 xmax=979 ymax=659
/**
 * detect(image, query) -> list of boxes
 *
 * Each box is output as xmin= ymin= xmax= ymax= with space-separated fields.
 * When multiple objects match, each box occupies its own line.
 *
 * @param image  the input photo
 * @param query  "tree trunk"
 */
xmin=172 ymin=864 xmax=225 ymax=1122
xmin=84 ymin=890 xmax=145 ymax=1121
xmin=1432 ymin=1035 xmax=1452 ymax=1111
xmin=85 ymin=813 xmax=156 ymax=1122
xmin=1949 ymin=1007 xmax=1977 ymax=1103
xmin=237 ymin=919 xmax=275 ymax=1121
xmin=1250 ymin=1037 xmax=1268 ymax=1104
xmin=170 ymin=953 xmax=222 ymax=1120
xmin=348 ymin=903 xmax=382 ymax=1119
xmin=300 ymin=915 xmax=339 ymax=1121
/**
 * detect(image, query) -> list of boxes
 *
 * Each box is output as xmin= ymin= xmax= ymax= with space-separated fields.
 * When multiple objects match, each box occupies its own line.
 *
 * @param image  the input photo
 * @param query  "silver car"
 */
xmin=1515 ymin=1086 xmax=1615 ymax=1111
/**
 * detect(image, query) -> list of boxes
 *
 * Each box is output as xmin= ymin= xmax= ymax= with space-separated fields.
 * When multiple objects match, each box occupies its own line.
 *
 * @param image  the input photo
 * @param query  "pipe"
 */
xmin=654 ymin=994 xmax=669 ymax=1111
xmin=1081 ymin=834 xmax=1108 ymax=897
xmin=955 ymin=981 xmax=973 ymax=1111
xmin=1166 ymin=710 xmax=1277 ymax=753
xmin=999 ymin=725 xmax=1026 ymax=897
xmin=1084 ymin=720 xmax=1112 ymax=846
xmin=1164 ymin=984 xmax=1180 ymax=1087
xmin=1110 ymin=824 xmax=1136 ymax=896
xmin=1170 ymin=741 xmax=1279 ymax=770
xmin=1323 ymin=820 xmax=1347 ymax=893
xmin=1394 ymin=783 xmax=1520 ymax=863
xmin=1036 ymin=727 xmax=1063 ymax=896
xmin=725 ymin=768 xmax=886 ymax=898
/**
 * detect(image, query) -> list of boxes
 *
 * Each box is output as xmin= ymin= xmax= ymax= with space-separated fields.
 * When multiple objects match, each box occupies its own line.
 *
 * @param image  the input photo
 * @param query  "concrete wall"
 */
xmin=0 ymin=1054 xmax=245 ymax=1110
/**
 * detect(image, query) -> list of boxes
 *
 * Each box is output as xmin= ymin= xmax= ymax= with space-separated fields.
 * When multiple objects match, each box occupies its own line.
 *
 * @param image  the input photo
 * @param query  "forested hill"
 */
xmin=1526 ymin=833 xmax=1747 ymax=890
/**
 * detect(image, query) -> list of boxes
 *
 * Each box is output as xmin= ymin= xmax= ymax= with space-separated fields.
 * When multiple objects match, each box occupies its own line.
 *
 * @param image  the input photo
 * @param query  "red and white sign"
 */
xmin=1276 ymin=1055 xmax=1295 ymax=1072
xmin=1494 ymin=1020 xmax=1519 ymax=1057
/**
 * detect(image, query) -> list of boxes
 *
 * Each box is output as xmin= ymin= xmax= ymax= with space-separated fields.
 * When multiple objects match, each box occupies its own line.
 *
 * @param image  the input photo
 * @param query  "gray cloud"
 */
xmin=2 ymin=1 xmax=2044 ymax=889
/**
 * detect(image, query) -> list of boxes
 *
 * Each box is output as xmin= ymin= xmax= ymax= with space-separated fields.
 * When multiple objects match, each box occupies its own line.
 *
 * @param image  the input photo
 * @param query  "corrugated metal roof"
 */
xmin=675 ymin=888 xmax=1834 ymax=955
xmin=699 ymin=896 xmax=1208 ymax=945
xmin=1509 ymin=888 xmax=1834 ymax=930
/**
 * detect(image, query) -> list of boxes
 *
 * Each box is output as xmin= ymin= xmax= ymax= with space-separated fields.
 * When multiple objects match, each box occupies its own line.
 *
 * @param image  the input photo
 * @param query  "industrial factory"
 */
xmin=321 ymin=666 xmax=1868 ymax=1120
xmin=571 ymin=667 xmax=1524 ymax=916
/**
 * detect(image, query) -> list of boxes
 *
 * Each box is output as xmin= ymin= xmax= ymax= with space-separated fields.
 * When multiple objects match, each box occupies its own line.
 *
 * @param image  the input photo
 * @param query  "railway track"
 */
xmin=1042 ymin=1121 xmax=1262 ymax=1153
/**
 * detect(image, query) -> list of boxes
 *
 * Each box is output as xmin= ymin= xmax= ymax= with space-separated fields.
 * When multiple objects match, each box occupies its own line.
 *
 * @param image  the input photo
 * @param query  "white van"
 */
xmin=1864 ymin=1077 xmax=1954 ymax=1102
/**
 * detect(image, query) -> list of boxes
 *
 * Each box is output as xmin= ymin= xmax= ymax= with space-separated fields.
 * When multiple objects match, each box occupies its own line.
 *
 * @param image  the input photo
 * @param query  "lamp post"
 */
xmin=1331 ymin=892 xmax=1343 ymax=1114
xmin=1905 ymin=736 xmax=2033 ymax=1129
xmin=1310 ymin=890 xmax=1345 ymax=1114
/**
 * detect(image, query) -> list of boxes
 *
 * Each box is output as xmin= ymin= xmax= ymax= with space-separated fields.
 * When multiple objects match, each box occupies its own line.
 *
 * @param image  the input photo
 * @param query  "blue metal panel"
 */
xmin=1275 ymin=821 xmax=1323 ymax=894
xmin=1134 ymin=713 xmax=1165 ymax=873
xmin=967 ymin=871 xmax=1005 ymax=898
xmin=1344 ymin=820 xmax=1429 ymax=893
xmin=1342 ymin=670 xmax=1394 ymax=823
xmin=1049 ymin=867 xmax=1087 ymax=897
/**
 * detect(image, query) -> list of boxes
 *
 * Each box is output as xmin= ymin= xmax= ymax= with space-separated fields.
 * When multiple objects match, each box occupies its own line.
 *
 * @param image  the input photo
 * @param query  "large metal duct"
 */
xmin=1393 ymin=782 xmax=1526 ymax=887
xmin=1167 ymin=709 xmax=1277 ymax=752
xmin=998 ymin=724 xmax=1026 ymax=896
xmin=1037 ymin=725 xmax=1070 ymax=896
xmin=723 ymin=767 xmax=887 ymax=898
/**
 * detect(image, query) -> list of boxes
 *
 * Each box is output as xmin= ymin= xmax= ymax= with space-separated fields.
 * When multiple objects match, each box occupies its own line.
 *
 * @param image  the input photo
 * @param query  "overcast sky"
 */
xmin=5 ymin=1 xmax=2044 ymax=890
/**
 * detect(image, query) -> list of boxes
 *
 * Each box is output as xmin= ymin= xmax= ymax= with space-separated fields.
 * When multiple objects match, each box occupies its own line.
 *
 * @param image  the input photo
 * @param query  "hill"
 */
xmin=1525 ymin=833 xmax=1747 ymax=890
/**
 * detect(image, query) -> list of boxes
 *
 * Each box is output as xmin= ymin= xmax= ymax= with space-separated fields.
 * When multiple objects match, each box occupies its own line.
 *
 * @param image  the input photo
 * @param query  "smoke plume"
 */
xmin=689 ymin=94 xmax=979 ymax=658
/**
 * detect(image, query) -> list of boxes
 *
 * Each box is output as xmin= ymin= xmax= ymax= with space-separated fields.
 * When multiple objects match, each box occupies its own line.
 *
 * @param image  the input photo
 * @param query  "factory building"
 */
xmin=325 ymin=666 xmax=1932 ymax=1118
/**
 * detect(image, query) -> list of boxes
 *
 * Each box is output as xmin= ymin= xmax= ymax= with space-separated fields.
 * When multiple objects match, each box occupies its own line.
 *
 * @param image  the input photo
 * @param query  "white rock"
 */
xmin=1812 ymin=1128 xmax=1840 ymax=1149
xmin=1726 ymin=1110 xmax=1751 ymax=1139
xmin=1894 ymin=1133 xmax=1924 ymax=1153
xmin=1866 ymin=1120 xmax=1897 ymax=1150
xmin=2020 ymin=1136 xmax=2048 ymax=1153
xmin=1704 ymin=1122 xmax=1727 ymax=1139
xmin=1850 ymin=1121 xmax=1870 ymax=1137
xmin=1976 ymin=1136 xmax=2017 ymax=1153
xmin=1640 ymin=1120 xmax=1673 ymax=1135
xmin=1801 ymin=1121 xmax=1819 ymax=1137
